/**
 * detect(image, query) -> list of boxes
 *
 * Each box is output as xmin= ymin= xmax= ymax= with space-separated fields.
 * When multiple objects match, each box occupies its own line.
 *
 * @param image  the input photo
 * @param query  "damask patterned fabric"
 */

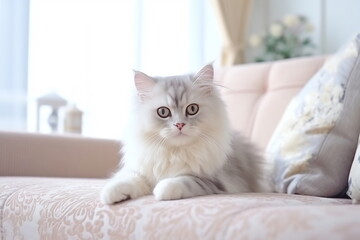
xmin=1 ymin=177 xmax=358 ymax=240
xmin=267 ymin=33 xmax=360 ymax=197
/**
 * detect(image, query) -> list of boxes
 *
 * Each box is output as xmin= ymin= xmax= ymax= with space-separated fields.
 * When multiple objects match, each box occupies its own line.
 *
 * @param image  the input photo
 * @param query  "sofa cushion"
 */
xmin=0 ymin=177 xmax=354 ymax=240
xmin=218 ymin=55 xmax=326 ymax=150
xmin=267 ymin=34 xmax=360 ymax=196
xmin=348 ymin=136 xmax=360 ymax=203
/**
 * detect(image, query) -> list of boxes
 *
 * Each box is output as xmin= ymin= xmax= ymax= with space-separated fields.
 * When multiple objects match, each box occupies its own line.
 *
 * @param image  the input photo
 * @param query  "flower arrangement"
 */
xmin=249 ymin=14 xmax=315 ymax=62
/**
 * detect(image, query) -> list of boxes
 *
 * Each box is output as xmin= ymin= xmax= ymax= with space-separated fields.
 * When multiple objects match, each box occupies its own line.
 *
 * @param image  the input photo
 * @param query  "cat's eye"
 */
xmin=186 ymin=103 xmax=199 ymax=116
xmin=157 ymin=107 xmax=171 ymax=118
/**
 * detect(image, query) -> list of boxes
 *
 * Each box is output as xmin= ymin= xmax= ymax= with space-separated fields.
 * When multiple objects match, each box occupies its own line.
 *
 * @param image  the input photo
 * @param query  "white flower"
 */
xmin=283 ymin=14 xmax=300 ymax=28
xmin=249 ymin=34 xmax=262 ymax=47
xmin=270 ymin=24 xmax=283 ymax=38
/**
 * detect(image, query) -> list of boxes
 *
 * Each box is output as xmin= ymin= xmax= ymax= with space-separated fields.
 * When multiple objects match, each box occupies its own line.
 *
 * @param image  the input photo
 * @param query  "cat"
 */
xmin=100 ymin=64 xmax=271 ymax=204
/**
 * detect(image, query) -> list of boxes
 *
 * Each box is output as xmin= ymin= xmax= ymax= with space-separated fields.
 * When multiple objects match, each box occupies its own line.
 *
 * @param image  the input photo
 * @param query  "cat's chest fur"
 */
xmin=125 ymin=138 xmax=230 ymax=184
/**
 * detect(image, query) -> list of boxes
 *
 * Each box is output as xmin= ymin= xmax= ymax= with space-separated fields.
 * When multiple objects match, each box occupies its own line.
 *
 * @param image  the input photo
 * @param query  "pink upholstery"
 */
xmin=1 ymin=56 xmax=358 ymax=240
xmin=219 ymin=55 xmax=327 ymax=149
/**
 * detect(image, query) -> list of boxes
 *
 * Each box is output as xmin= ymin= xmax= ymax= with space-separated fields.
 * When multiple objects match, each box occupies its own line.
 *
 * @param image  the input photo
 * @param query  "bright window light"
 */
xmin=28 ymin=0 xmax=220 ymax=139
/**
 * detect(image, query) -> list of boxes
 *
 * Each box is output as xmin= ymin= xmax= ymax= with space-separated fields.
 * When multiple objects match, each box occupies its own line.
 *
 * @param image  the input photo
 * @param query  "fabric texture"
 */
xmin=0 ymin=177 xmax=356 ymax=240
xmin=348 ymin=136 xmax=360 ymax=203
xmin=267 ymin=34 xmax=360 ymax=196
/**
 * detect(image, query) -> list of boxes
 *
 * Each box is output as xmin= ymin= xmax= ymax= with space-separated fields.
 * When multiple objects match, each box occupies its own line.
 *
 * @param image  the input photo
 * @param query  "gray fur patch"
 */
xmin=158 ymin=76 xmax=191 ymax=109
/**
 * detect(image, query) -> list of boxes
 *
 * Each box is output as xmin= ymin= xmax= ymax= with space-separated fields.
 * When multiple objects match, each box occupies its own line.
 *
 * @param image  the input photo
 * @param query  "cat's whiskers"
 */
xmin=198 ymin=132 xmax=228 ymax=156
xmin=144 ymin=133 xmax=169 ymax=154
xmin=146 ymin=133 xmax=166 ymax=148
xmin=144 ymin=132 xmax=159 ymax=144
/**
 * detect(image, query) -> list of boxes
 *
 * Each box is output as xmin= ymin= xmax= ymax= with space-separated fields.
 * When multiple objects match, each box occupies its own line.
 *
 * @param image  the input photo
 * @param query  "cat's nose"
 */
xmin=174 ymin=122 xmax=186 ymax=130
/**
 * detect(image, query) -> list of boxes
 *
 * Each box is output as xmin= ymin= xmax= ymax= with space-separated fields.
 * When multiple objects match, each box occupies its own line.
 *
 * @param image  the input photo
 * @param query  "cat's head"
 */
xmin=133 ymin=64 xmax=230 ymax=147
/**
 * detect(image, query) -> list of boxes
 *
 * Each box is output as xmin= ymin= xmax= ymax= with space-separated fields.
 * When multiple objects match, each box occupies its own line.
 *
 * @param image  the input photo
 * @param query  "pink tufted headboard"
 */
xmin=216 ymin=55 xmax=327 ymax=150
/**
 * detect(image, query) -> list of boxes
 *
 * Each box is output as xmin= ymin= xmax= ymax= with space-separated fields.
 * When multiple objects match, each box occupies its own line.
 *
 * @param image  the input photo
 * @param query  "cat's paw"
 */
xmin=100 ymin=177 xmax=151 ymax=204
xmin=100 ymin=180 xmax=133 ymax=204
xmin=153 ymin=178 xmax=185 ymax=200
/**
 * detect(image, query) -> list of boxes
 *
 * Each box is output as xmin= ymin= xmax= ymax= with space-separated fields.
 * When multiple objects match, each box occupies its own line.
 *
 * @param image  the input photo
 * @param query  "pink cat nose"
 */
xmin=174 ymin=122 xmax=186 ymax=130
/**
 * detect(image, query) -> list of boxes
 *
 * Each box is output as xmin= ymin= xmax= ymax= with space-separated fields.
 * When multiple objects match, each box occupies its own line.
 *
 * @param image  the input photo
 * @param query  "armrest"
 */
xmin=0 ymin=131 xmax=121 ymax=178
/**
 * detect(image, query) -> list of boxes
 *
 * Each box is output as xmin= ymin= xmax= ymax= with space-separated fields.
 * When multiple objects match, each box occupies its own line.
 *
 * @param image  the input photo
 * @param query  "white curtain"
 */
xmin=0 ymin=0 xmax=29 ymax=131
xmin=210 ymin=0 xmax=252 ymax=66
xmin=137 ymin=0 xmax=220 ymax=76
xmin=28 ymin=0 xmax=221 ymax=139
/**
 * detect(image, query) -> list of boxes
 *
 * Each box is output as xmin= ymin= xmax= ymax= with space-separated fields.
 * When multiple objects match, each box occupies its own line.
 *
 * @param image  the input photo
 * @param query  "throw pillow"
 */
xmin=347 ymin=136 xmax=360 ymax=203
xmin=267 ymin=33 xmax=360 ymax=197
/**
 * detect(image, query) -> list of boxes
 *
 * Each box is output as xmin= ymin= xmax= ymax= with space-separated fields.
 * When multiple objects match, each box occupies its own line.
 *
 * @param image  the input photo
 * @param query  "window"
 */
xmin=4 ymin=0 xmax=221 ymax=139
xmin=0 ymin=0 xmax=29 ymax=132
xmin=28 ymin=0 xmax=137 ymax=138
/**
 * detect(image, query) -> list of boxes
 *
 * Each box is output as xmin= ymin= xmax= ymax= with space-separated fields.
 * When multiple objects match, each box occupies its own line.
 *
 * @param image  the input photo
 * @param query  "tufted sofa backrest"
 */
xmin=216 ymin=55 xmax=327 ymax=150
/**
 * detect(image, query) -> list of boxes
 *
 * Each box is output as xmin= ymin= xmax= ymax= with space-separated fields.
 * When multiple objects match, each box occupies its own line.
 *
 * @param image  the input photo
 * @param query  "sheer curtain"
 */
xmin=28 ymin=0 xmax=137 ymax=138
xmin=27 ymin=0 xmax=221 ymax=139
xmin=137 ymin=0 xmax=220 ymax=76
xmin=0 ymin=0 xmax=29 ymax=131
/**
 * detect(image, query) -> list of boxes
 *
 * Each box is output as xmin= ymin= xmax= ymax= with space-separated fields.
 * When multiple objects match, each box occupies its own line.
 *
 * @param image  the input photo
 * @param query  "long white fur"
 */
xmin=101 ymin=64 xmax=270 ymax=204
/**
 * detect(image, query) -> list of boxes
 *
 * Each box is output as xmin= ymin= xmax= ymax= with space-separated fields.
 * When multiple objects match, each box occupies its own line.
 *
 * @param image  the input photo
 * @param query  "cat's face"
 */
xmin=134 ymin=64 xmax=228 ymax=147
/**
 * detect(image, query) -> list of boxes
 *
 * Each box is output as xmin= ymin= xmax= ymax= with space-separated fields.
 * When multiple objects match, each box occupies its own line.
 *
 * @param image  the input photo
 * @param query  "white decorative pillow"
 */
xmin=347 ymin=137 xmax=360 ymax=203
xmin=267 ymin=34 xmax=360 ymax=197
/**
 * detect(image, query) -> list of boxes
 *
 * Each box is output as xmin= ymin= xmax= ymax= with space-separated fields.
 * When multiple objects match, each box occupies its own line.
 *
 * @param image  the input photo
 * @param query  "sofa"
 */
xmin=1 ymin=55 xmax=360 ymax=240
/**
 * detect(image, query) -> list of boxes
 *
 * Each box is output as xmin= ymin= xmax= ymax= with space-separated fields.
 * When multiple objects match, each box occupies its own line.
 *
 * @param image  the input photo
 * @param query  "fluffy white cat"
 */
xmin=101 ymin=64 xmax=270 ymax=204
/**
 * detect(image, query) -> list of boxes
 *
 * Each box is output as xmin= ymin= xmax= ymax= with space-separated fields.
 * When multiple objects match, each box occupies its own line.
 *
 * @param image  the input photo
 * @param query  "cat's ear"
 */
xmin=194 ymin=64 xmax=214 ymax=95
xmin=133 ymin=70 xmax=156 ymax=101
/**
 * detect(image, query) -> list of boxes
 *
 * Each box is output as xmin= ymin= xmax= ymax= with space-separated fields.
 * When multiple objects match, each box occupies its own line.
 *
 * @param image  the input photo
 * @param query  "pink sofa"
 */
xmin=1 ymin=56 xmax=359 ymax=240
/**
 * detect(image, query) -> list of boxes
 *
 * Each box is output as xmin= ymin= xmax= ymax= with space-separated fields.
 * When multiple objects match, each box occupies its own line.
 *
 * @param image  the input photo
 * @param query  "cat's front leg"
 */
xmin=153 ymin=175 xmax=225 ymax=200
xmin=100 ymin=171 xmax=152 ymax=204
